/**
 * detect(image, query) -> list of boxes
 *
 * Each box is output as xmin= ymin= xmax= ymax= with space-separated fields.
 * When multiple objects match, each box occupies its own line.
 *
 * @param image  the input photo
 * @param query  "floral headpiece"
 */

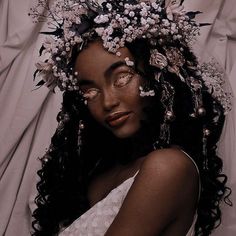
xmin=31 ymin=0 xmax=232 ymax=150
xmin=31 ymin=0 xmax=198 ymax=89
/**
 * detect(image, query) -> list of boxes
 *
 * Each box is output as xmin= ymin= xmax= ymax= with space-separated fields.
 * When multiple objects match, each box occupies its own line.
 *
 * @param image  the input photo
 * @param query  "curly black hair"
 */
xmin=32 ymin=39 xmax=232 ymax=236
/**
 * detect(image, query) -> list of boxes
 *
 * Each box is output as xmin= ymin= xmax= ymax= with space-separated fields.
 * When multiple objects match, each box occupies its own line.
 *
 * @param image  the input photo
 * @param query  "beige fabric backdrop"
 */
xmin=0 ymin=0 xmax=235 ymax=235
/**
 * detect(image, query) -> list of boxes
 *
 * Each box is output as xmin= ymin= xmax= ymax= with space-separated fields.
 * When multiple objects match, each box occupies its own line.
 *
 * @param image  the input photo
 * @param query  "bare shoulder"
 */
xmin=133 ymin=147 xmax=200 ymax=214
xmin=105 ymin=148 xmax=199 ymax=235
xmin=139 ymin=147 xmax=199 ymax=183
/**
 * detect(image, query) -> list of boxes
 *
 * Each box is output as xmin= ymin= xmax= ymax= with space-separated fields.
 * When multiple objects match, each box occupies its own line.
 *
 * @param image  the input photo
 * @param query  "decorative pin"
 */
xmin=139 ymin=86 xmax=155 ymax=97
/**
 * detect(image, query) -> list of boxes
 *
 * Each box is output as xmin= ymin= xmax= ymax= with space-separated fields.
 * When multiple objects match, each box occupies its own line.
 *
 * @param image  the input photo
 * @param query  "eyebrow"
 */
xmin=78 ymin=60 xmax=132 ymax=86
xmin=104 ymin=61 xmax=130 ymax=78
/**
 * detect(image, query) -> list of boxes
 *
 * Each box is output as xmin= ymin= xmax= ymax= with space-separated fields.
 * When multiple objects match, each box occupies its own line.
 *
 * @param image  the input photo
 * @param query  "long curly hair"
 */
xmin=32 ymin=39 xmax=232 ymax=236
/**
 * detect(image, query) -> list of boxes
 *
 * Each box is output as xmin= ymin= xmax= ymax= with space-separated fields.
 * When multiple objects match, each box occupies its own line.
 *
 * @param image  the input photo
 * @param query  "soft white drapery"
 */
xmin=0 ymin=0 xmax=235 ymax=235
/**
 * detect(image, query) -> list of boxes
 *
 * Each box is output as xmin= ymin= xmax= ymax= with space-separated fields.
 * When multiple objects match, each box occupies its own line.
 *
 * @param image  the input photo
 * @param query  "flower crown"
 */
xmin=30 ymin=0 xmax=232 ymax=116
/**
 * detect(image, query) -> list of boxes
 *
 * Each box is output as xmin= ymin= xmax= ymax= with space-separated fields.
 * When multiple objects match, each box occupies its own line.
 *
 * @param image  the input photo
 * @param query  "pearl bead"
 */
xmin=203 ymin=128 xmax=211 ymax=136
xmin=79 ymin=122 xmax=85 ymax=129
xmin=197 ymin=107 xmax=206 ymax=117
xmin=42 ymin=156 xmax=50 ymax=163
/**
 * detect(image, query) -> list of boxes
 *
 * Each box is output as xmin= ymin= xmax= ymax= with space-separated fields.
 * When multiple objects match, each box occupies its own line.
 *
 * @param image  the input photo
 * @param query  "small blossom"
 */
xmin=116 ymin=51 xmax=121 ymax=57
xmin=129 ymin=11 xmax=135 ymax=17
xmin=139 ymin=86 xmax=155 ymax=97
xmin=106 ymin=3 xmax=112 ymax=11
xmin=94 ymin=14 xmax=109 ymax=24
xmin=124 ymin=57 xmax=134 ymax=67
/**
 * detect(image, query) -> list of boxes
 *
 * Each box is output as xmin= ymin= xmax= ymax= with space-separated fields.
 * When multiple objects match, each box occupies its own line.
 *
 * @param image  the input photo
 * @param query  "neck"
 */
xmin=116 ymin=125 xmax=155 ymax=165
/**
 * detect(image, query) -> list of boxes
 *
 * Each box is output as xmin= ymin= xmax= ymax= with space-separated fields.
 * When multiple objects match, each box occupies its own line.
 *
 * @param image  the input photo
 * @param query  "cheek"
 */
xmin=87 ymin=104 xmax=103 ymax=123
xmin=121 ymin=77 xmax=145 ymax=108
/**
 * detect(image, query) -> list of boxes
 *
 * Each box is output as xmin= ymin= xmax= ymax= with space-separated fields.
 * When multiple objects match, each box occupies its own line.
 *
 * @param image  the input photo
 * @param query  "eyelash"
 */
xmin=82 ymin=72 xmax=135 ymax=101
xmin=114 ymin=73 xmax=134 ymax=87
xmin=82 ymin=88 xmax=100 ymax=100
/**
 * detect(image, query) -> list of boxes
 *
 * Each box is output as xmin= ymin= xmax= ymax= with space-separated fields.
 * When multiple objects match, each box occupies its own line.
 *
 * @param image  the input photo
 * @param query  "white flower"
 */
xmin=36 ymin=61 xmax=53 ymax=72
xmin=129 ymin=11 xmax=135 ymax=17
xmin=36 ymin=61 xmax=57 ymax=89
xmin=95 ymin=27 xmax=104 ymax=36
xmin=162 ymin=19 xmax=170 ymax=27
xmin=106 ymin=3 xmax=112 ymax=11
xmin=125 ymin=57 xmax=134 ymax=67
xmin=124 ymin=17 xmax=130 ymax=24
xmin=166 ymin=0 xmax=184 ymax=21
xmin=124 ymin=4 xmax=132 ymax=10
xmin=32 ymin=0 xmax=200 ymax=92
xmin=140 ymin=8 xmax=148 ymax=17
xmin=116 ymin=51 xmax=121 ymax=57
xmin=124 ymin=28 xmax=131 ymax=34
xmin=141 ymin=18 xmax=147 ymax=25
xmin=139 ymin=86 xmax=155 ymax=97
xmin=147 ymin=17 xmax=155 ymax=25
xmin=94 ymin=14 xmax=109 ymax=24
xmin=151 ymin=2 xmax=159 ymax=10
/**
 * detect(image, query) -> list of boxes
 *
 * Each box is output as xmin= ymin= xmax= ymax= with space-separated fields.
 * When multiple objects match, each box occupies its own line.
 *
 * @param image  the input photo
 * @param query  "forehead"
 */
xmin=74 ymin=41 xmax=134 ymax=78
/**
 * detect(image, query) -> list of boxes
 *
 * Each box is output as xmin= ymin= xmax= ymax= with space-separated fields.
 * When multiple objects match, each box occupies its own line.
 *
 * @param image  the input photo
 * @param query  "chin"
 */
xmin=111 ymin=123 xmax=140 ymax=139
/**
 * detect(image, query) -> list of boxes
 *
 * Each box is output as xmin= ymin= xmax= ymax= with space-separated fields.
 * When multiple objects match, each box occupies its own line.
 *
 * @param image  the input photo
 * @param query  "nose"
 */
xmin=102 ymin=88 xmax=120 ymax=111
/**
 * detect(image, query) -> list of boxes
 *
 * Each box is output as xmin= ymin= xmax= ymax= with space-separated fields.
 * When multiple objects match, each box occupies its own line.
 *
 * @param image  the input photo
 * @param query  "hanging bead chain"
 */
xmin=77 ymin=120 xmax=85 ymax=156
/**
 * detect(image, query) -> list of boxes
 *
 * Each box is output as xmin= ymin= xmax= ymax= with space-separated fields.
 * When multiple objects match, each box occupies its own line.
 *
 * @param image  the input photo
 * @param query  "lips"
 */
xmin=105 ymin=111 xmax=131 ymax=127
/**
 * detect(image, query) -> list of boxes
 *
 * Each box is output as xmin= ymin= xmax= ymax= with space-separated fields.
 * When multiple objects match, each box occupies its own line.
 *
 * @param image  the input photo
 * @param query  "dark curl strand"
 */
xmin=32 ymin=40 xmax=232 ymax=236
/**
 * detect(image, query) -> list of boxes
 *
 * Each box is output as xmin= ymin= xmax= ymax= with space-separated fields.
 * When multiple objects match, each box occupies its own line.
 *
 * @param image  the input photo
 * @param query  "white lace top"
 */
xmin=59 ymin=152 xmax=200 ymax=236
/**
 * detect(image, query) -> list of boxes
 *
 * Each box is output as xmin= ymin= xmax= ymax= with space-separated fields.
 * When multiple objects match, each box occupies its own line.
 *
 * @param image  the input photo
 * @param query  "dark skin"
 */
xmin=75 ymin=41 xmax=199 ymax=235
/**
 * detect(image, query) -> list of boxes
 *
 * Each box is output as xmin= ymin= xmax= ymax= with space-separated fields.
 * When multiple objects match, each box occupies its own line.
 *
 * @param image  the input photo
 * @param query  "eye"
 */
xmin=82 ymin=88 xmax=100 ymax=101
xmin=114 ymin=73 xmax=134 ymax=87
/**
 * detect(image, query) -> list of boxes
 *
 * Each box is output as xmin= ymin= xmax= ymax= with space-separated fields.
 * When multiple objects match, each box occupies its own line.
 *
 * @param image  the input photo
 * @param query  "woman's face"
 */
xmin=75 ymin=41 xmax=150 ymax=139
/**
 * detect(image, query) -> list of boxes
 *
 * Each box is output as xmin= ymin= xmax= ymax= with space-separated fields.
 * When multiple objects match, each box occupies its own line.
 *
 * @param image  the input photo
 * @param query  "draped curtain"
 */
xmin=0 ymin=0 xmax=235 ymax=235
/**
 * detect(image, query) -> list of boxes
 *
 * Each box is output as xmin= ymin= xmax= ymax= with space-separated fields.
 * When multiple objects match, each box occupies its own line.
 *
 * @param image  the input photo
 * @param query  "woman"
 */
xmin=31 ymin=0 xmax=232 ymax=235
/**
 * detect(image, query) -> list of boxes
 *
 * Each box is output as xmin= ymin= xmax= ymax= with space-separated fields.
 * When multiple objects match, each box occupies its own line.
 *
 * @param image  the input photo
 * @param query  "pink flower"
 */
xmin=165 ymin=47 xmax=185 ymax=74
xmin=150 ymin=49 xmax=168 ymax=69
xmin=165 ymin=47 xmax=185 ymax=66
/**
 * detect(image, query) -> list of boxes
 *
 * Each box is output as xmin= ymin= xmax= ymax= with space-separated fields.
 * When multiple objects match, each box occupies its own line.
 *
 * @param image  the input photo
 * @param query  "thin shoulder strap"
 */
xmin=180 ymin=150 xmax=200 ymax=174
xmin=133 ymin=169 xmax=140 ymax=179
xmin=180 ymin=149 xmax=201 ymax=202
